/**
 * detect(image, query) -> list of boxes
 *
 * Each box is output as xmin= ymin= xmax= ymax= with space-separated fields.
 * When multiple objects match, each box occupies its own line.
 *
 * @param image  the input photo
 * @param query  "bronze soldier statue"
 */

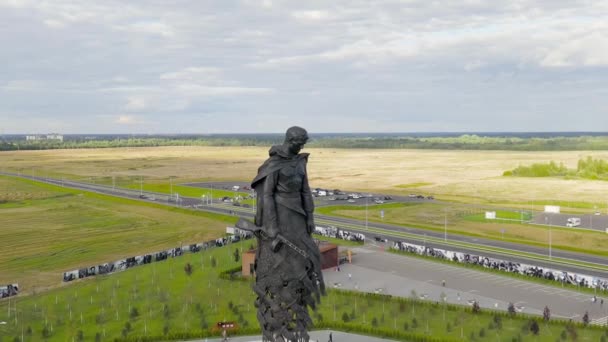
xmin=237 ymin=126 xmax=325 ymax=342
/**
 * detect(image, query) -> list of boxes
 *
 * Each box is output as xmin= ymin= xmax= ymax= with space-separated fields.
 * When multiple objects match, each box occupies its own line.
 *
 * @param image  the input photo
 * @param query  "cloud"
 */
xmin=124 ymin=97 xmax=147 ymax=111
xmin=1 ymin=0 xmax=607 ymax=133
xmin=291 ymin=10 xmax=330 ymax=21
xmin=119 ymin=21 xmax=174 ymax=37
xmin=115 ymin=115 xmax=136 ymax=124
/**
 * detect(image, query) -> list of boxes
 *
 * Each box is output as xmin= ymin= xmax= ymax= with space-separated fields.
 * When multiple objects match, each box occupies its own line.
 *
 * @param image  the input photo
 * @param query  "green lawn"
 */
xmin=463 ymin=210 xmax=533 ymax=223
xmin=317 ymin=203 xmax=608 ymax=257
xmin=124 ymin=183 xmax=250 ymax=200
xmin=0 ymin=175 xmax=236 ymax=292
xmin=0 ymin=241 xmax=605 ymax=342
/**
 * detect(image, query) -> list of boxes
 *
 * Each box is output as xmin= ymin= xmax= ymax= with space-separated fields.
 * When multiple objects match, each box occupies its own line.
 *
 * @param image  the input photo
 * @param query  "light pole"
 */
xmin=365 ymin=197 xmax=368 ymax=230
xmin=444 ymin=208 xmax=447 ymax=242
xmin=169 ymin=177 xmax=173 ymax=200
xmin=139 ymin=176 xmax=143 ymax=196
xmin=545 ymin=216 xmax=552 ymax=259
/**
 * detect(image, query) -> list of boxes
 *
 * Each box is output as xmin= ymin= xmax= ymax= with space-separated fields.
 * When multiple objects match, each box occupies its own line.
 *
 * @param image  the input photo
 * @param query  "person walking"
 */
xmin=329 ymin=332 xmax=333 ymax=342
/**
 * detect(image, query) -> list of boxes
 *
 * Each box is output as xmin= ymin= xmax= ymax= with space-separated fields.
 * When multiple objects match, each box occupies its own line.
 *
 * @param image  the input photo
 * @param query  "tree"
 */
xmin=529 ymin=320 xmax=539 ymax=335
xmin=543 ymin=306 xmax=550 ymax=322
xmin=41 ymin=326 xmax=51 ymax=339
xmin=508 ymin=302 xmax=516 ymax=316
xmin=472 ymin=300 xmax=481 ymax=314
xmin=371 ymin=317 xmax=378 ymax=327
xmin=493 ymin=314 xmax=502 ymax=329
xmin=234 ymin=248 xmax=240 ymax=262
xmin=184 ymin=262 xmax=193 ymax=276
xmin=210 ymin=257 xmax=217 ymax=268
xmin=95 ymin=333 xmax=102 ymax=342
xmin=582 ymin=311 xmax=590 ymax=326
xmin=130 ymin=307 xmax=139 ymax=319
xmin=341 ymin=312 xmax=349 ymax=323
xmin=76 ymin=330 xmax=84 ymax=342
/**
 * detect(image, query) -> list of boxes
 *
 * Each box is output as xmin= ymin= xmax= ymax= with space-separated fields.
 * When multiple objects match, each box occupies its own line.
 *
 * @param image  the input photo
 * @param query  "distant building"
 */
xmin=26 ymin=133 xmax=63 ymax=142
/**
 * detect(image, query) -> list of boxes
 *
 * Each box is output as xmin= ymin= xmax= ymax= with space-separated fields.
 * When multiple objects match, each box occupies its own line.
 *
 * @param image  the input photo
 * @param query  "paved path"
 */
xmin=187 ymin=330 xmax=396 ymax=342
xmin=323 ymin=244 xmax=608 ymax=324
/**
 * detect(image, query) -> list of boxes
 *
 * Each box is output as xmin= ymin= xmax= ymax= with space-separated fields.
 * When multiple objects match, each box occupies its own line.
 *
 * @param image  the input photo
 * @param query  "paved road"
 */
xmin=323 ymin=244 xmax=608 ymax=325
xmin=186 ymin=181 xmax=608 ymax=231
xmin=3 ymin=173 xmax=607 ymax=278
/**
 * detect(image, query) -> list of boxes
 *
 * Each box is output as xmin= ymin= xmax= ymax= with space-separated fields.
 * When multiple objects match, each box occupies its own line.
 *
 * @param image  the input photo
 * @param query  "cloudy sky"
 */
xmin=1 ymin=0 xmax=607 ymax=133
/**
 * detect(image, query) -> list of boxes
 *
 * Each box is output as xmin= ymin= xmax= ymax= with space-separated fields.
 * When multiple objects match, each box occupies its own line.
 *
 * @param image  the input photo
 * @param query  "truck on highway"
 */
xmin=566 ymin=217 xmax=581 ymax=227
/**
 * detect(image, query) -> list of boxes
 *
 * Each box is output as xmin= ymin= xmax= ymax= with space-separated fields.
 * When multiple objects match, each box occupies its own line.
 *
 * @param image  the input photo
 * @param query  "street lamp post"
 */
xmin=365 ymin=197 xmax=368 ymax=230
xmin=444 ymin=208 xmax=447 ymax=242
xmin=545 ymin=216 xmax=552 ymax=259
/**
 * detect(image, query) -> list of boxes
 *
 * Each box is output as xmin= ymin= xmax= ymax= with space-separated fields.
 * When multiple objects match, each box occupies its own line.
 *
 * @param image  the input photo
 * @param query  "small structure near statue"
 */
xmin=242 ymin=241 xmax=339 ymax=277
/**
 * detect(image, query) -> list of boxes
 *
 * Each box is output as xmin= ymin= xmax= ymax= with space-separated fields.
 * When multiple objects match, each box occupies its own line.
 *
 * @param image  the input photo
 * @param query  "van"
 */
xmin=566 ymin=217 xmax=581 ymax=227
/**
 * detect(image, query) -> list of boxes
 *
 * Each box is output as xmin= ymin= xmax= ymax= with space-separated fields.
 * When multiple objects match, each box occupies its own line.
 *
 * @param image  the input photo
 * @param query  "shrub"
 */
xmin=41 ymin=326 xmax=51 ymax=339
xmin=508 ymin=302 xmax=516 ymax=316
xmin=543 ymin=306 xmax=551 ymax=322
xmin=130 ymin=307 xmax=139 ymax=319
xmin=472 ymin=301 xmax=481 ymax=314
xmin=530 ymin=320 xmax=539 ymax=335
xmin=341 ymin=312 xmax=349 ymax=323
xmin=184 ymin=262 xmax=193 ymax=276
xmin=371 ymin=317 xmax=378 ymax=327
xmin=582 ymin=311 xmax=590 ymax=326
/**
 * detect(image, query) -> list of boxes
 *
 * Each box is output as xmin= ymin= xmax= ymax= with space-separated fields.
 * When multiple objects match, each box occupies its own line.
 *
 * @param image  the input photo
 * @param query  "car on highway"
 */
xmin=347 ymin=199 xmax=356 ymax=203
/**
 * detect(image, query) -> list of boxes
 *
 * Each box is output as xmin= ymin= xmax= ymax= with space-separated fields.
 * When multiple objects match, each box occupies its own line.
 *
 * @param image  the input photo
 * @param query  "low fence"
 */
xmin=392 ymin=241 xmax=608 ymax=291
xmin=62 ymin=227 xmax=253 ymax=282
xmin=0 ymin=284 xmax=19 ymax=299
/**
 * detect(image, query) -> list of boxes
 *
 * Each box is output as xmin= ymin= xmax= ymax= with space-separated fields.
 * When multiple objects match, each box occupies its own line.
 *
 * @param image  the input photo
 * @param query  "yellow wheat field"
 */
xmin=2 ymin=146 xmax=608 ymax=205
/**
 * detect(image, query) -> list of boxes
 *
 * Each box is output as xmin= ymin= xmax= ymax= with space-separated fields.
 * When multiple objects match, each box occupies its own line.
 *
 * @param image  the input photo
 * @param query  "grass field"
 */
xmin=0 ymin=175 xmax=236 ymax=293
xmin=316 ymin=203 xmax=608 ymax=256
xmin=1 ymin=241 xmax=605 ymax=342
xmin=2 ymin=147 xmax=608 ymax=211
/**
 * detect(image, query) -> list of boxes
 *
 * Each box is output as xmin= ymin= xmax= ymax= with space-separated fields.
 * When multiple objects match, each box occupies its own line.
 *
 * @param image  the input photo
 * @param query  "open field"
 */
xmin=2 ymin=147 xmax=608 ymax=211
xmin=1 ymin=241 xmax=606 ymax=342
xmin=317 ymin=203 xmax=608 ymax=256
xmin=0 ymin=176 xmax=235 ymax=292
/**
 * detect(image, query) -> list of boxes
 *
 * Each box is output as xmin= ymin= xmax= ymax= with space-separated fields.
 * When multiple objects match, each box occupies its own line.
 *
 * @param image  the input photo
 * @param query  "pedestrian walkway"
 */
xmin=187 ymin=330 xmax=397 ymax=342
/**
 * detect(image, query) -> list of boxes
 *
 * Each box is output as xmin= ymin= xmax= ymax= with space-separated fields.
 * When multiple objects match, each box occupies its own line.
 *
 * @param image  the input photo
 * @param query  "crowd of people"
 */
xmin=392 ymin=241 xmax=608 ymax=291
xmin=62 ymin=228 xmax=254 ymax=283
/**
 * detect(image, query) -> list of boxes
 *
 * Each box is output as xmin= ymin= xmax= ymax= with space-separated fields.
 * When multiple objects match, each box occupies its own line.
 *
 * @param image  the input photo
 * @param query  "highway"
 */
xmin=3 ymin=172 xmax=607 ymax=278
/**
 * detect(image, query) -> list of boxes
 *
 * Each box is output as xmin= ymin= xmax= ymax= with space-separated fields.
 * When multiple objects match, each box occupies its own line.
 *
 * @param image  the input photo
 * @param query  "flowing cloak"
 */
xmin=250 ymin=145 xmax=325 ymax=341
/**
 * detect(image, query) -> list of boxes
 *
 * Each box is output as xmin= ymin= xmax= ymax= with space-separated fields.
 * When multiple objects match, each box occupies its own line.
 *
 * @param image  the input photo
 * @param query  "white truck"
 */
xmin=566 ymin=217 xmax=581 ymax=227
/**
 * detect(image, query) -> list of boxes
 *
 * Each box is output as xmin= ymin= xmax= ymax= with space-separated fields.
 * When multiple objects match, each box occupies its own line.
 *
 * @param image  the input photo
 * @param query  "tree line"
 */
xmin=4 ymin=135 xmax=608 ymax=151
xmin=504 ymin=156 xmax=608 ymax=180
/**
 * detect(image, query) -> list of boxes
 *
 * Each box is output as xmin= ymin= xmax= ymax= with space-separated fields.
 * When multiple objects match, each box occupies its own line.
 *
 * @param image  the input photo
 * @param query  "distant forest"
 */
xmin=504 ymin=157 xmax=608 ymax=180
xmin=2 ymin=134 xmax=608 ymax=151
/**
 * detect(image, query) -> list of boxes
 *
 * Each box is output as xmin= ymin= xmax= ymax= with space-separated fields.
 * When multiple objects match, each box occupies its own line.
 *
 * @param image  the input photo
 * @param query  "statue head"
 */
xmin=284 ymin=126 xmax=309 ymax=155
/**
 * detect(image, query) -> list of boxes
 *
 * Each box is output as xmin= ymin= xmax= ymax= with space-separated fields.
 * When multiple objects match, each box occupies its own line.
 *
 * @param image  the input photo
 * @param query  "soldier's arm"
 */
xmin=262 ymin=170 xmax=279 ymax=238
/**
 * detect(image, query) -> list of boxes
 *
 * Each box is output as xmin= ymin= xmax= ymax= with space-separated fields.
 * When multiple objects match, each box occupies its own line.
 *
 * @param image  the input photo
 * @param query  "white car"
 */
xmin=347 ymin=199 xmax=356 ymax=203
